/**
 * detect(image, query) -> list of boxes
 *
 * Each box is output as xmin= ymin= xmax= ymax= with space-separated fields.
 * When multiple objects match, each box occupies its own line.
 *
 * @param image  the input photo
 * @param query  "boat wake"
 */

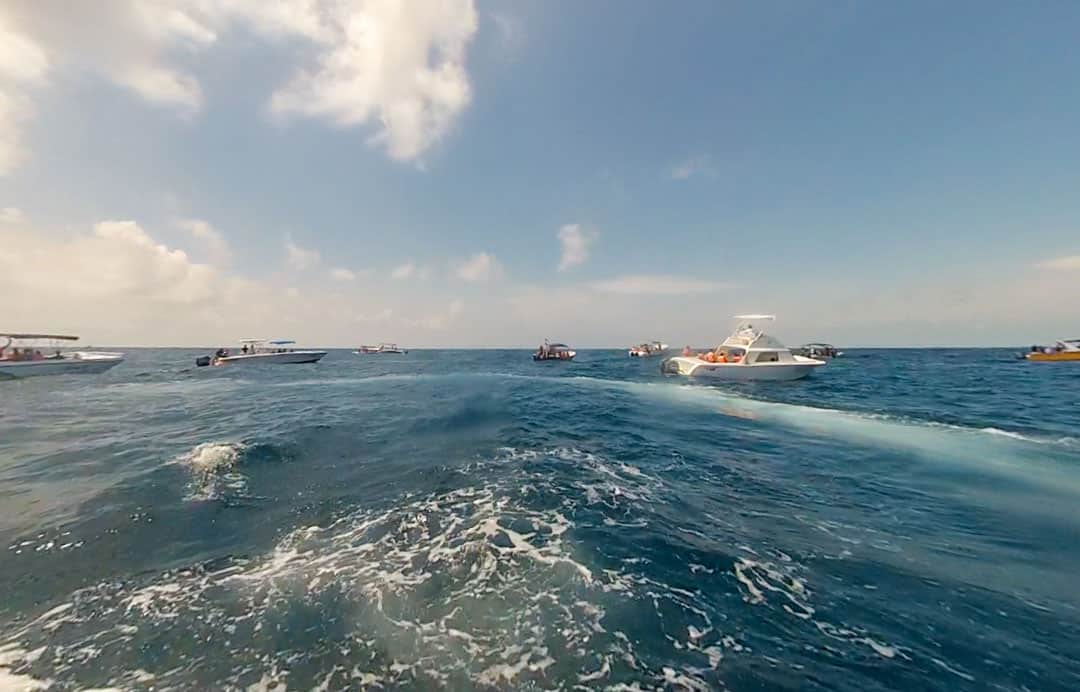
xmin=0 ymin=444 xmax=925 ymax=690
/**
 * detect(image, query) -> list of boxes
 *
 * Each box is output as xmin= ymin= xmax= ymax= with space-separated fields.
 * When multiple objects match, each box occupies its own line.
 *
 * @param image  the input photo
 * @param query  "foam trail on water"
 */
xmin=553 ymin=377 xmax=1080 ymax=495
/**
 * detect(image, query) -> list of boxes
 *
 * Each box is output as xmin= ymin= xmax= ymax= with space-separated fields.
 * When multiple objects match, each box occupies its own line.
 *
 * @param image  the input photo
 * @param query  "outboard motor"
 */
xmin=195 ymin=355 xmax=211 ymax=367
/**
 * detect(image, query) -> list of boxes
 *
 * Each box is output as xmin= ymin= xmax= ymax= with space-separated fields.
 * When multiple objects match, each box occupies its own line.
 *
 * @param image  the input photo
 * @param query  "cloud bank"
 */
xmin=0 ymin=0 xmax=479 ymax=175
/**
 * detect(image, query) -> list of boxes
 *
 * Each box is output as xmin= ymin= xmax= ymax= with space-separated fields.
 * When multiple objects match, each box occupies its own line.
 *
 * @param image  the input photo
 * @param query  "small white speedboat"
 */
xmin=0 ymin=333 xmax=124 ymax=379
xmin=661 ymin=315 xmax=824 ymax=381
xmin=356 ymin=343 xmax=407 ymax=355
xmin=629 ymin=341 xmax=668 ymax=357
xmin=198 ymin=339 xmax=326 ymax=366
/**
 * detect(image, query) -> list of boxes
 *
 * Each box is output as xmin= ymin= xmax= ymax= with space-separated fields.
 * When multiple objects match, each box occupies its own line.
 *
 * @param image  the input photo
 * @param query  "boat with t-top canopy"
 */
xmin=197 ymin=339 xmax=327 ymax=366
xmin=0 ymin=333 xmax=124 ymax=378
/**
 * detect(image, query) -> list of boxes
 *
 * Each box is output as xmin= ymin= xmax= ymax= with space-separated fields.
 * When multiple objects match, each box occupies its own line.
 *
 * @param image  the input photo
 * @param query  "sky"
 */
xmin=2 ymin=0 xmax=1079 ymax=347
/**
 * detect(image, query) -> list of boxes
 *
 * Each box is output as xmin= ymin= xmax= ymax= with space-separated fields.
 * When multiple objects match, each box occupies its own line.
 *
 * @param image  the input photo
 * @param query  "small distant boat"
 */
xmin=794 ymin=343 xmax=844 ymax=359
xmin=0 ymin=333 xmax=124 ymax=379
xmin=660 ymin=315 xmax=824 ymax=381
xmin=356 ymin=343 xmax=407 ymax=355
xmin=629 ymin=341 xmax=668 ymax=358
xmin=534 ymin=340 xmax=576 ymax=361
xmin=197 ymin=339 xmax=326 ymax=367
xmin=1024 ymin=339 xmax=1080 ymax=362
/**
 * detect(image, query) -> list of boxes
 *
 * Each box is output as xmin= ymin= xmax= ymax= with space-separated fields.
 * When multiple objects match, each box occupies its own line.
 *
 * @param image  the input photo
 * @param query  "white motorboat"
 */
xmin=356 ymin=343 xmax=407 ymax=355
xmin=0 ymin=333 xmax=124 ymax=379
xmin=629 ymin=341 xmax=668 ymax=357
xmin=198 ymin=339 xmax=326 ymax=366
xmin=661 ymin=315 xmax=824 ymax=381
xmin=793 ymin=343 xmax=843 ymax=359
xmin=534 ymin=340 xmax=576 ymax=361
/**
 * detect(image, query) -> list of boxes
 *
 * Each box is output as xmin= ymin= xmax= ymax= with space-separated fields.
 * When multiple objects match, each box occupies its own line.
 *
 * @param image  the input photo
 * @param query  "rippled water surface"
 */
xmin=1 ymin=348 xmax=1078 ymax=690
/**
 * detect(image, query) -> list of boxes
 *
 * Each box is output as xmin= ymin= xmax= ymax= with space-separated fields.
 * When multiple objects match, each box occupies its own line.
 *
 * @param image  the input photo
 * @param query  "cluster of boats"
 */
xmin=193 ymin=340 xmax=409 ymax=366
xmin=534 ymin=316 xmax=831 ymax=380
xmin=4 ymin=320 xmax=1078 ymax=381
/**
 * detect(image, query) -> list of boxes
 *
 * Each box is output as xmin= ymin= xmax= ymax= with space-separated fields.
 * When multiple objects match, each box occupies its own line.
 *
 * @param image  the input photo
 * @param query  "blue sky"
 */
xmin=2 ymin=0 xmax=1079 ymax=346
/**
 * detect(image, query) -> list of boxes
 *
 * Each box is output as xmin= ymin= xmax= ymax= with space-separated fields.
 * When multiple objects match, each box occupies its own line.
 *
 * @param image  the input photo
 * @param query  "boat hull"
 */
xmin=663 ymin=356 xmax=823 ymax=381
xmin=0 ymin=353 xmax=123 ymax=378
xmin=215 ymin=351 xmax=326 ymax=365
xmin=1026 ymin=352 xmax=1080 ymax=362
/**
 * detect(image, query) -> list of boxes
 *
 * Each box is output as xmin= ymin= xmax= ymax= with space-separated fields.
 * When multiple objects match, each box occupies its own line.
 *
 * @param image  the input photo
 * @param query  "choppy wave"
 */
xmin=0 ymin=445 xmax=921 ymax=690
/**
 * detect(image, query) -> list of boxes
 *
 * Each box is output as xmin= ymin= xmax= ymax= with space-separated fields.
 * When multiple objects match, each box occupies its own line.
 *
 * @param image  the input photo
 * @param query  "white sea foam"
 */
xmin=175 ymin=441 xmax=242 ymax=474
xmin=0 ymin=447 xmax=732 ymax=689
xmin=172 ymin=441 xmax=247 ymax=500
xmin=1 ymin=443 xmax=943 ymax=689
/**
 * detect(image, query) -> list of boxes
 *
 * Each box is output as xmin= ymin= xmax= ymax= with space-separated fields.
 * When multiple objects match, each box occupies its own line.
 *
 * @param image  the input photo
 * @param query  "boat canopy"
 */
xmin=269 ymin=340 xmax=296 ymax=345
xmin=0 ymin=333 xmax=79 ymax=340
xmin=732 ymin=314 xmax=775 ymax=321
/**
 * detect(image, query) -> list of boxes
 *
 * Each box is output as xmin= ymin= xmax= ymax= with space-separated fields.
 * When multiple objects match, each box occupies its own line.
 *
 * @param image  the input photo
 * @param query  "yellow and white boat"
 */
xmin=1025 ymin=339 xmax=1080 ymax=362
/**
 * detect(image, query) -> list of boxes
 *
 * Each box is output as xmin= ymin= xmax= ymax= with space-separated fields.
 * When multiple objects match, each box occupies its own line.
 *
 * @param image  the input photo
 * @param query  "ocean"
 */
xmin=0 ymin=348 xmax=1077 ymax=691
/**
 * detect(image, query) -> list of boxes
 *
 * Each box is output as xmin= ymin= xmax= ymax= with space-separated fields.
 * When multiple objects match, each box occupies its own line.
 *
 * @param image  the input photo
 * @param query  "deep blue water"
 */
xmin=1 ymin=349 xmax=1078 ymax=691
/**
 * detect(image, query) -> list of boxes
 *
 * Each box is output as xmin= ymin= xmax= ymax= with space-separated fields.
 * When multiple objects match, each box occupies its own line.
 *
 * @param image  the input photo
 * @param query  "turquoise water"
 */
xmin=1 ymin=349 xmax=1078 ymax=690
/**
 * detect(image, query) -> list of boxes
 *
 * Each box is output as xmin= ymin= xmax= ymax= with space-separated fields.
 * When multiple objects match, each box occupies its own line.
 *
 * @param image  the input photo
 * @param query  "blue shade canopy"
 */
xmin=268 ymin=340 xmax=296 ymax=345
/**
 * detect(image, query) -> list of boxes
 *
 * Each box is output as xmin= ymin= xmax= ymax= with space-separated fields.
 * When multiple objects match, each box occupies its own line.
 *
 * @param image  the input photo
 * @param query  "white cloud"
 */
xmin=408 ymin=298 xmax=464 ymax=329
xmin=0 ymin=220 xmax=221 ymax=311
xmin=0 ymin=0 xmax=480 ymax=174
xmin=0 ymin=206 xmax=24 ymax=223
xmin=590 ymin=274 xmax=729 ymax=295
xmin=177 ymin=218 xmax=229 ymax=264
xmin=0 ymin=10 xmax=49 ymax=175
xmin=489 ymin=11 xmax=524 ymax=56
xmin=0 ymin=217 xmax=475 ymax=345
xmin=1036 ymin=255 xmax=1080 ymax=271
xmin=669 ymin=154 xmax=714 ymax=180
xmin=265 ymin=0 xmax=480 ymax=162
xmin=392 ymin=261 xmax=428 ymax=280
xmin=330 ymin=267 xmax=356 ymax=281
xmin=356 ymin=307 xmax=394 ymax=323
xmin=285 ymin=238 xmax=320 ymax=270
xmin=557 ymin=224 xmax=596 ymax=272
xmin=454 ymin=251 xmax=502 ymax=282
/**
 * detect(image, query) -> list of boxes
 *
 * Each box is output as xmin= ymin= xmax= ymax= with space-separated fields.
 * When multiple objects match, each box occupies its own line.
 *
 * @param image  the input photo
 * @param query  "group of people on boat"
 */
xmin=534 ymin=341 xmax=575 ymax=360
xmin=681 ymin=345 xmax=743 ymax=363
xmin=0 ymin=347 xmax=60 ymax=361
